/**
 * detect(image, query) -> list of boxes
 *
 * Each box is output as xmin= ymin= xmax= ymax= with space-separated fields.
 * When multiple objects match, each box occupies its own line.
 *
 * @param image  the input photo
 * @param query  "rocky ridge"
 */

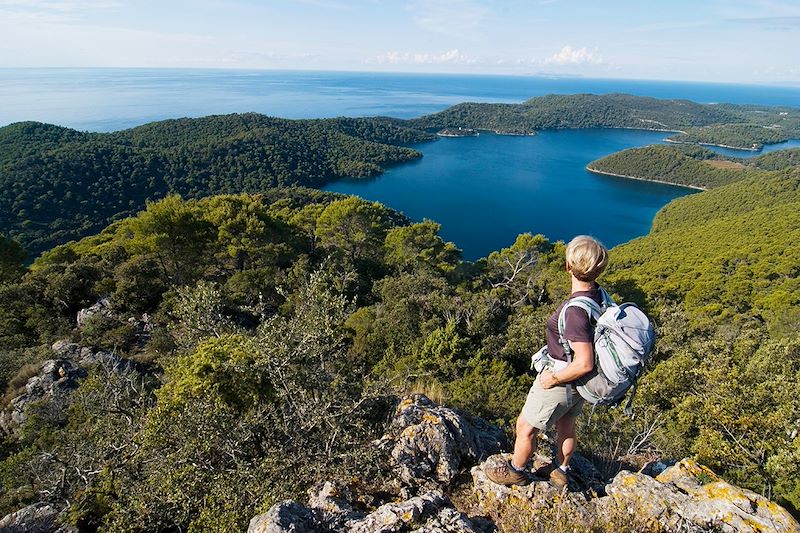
xmin=249 ymin=395 xmax=800 ymax=533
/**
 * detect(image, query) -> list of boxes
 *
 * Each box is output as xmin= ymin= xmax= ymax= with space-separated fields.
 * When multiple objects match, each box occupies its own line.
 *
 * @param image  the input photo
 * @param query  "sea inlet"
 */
xmin=324 ymin=128 xmax=693 ymax=260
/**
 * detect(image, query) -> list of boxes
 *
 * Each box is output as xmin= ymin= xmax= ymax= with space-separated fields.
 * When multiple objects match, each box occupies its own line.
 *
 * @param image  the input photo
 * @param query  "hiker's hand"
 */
xmin=540 ymin=369 xmax=558 ymax=389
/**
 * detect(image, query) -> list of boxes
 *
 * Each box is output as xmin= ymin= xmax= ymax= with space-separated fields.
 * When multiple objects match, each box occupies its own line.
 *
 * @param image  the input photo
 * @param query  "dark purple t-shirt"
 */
xmin=546 ymin=284 xmax=603 ymax=362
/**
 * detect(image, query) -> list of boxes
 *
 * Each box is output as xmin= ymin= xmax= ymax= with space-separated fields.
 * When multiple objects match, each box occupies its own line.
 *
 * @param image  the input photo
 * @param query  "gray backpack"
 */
xmin=558 ymin=288 xmax=656 ymax=415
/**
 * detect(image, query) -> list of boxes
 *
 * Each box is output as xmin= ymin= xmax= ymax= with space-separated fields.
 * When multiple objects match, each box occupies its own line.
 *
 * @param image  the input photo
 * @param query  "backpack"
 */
xmin=558 ymin=287 xmax=656 ymax=416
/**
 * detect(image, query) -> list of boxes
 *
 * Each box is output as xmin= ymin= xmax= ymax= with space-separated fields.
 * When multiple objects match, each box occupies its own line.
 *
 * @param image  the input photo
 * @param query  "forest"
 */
xmin=1 ymin=143 xmax=800 ymax=529
xmin=407 ymin=93 xmax=800 ymax=149
xmin=0 ymin=116 xmax=432 ymax=255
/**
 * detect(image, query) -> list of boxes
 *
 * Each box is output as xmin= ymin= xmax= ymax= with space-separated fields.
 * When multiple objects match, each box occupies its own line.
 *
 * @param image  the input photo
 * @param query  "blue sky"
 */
xmin=1 ymin=0 xmax=798 ymax=83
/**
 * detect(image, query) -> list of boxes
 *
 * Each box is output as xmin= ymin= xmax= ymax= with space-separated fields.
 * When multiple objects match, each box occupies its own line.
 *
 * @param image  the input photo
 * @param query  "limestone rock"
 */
xmin=349 ymin=491 xmax=477 ymax=533
xmin=307 ymin=481 xmax=366 ymax=530
xmin=471 ymin=453 xmax=593 ymax=523
xmin=247 ymin=501 xmax=317 ymax=533
xmin=250 ymin=484 xmax=481 ymax=533
xmin=473 ymin=454 xmax=800 ymax=532
xmin=654 ymin=459 xmax=799 ymax=532
xmin=375 ymin=394 xmax=507 ymax=487
xmin=76 ymin=297 xmax=115 ymax=328
xmin=0 ymin=503 xmax=58 ymax=533
xmin=0 ymin=359 xmax=86 ymax=435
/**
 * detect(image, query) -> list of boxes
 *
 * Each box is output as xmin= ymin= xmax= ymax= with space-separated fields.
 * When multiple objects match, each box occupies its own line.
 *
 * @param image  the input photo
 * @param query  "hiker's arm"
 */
xmin=540 ymin=341 xmax=593 ymax=389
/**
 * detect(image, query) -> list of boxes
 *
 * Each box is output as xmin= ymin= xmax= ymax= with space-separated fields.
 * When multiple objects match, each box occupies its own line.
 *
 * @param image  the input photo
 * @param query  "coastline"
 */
xmin=585 ymin=165 xmax=707 ymax=191
xmin=664 ymin=138 xmax=760 ymax=152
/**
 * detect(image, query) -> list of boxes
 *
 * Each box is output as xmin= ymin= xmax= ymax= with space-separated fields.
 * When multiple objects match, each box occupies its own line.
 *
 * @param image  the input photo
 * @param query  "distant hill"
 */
xmin=406 ymin=93 xmax=800 ymax=149
xmin=0 ymin=115 xmax=434 ymax=255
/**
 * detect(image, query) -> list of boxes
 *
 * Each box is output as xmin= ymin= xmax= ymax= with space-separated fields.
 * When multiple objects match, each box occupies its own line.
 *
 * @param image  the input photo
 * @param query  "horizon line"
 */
xmin=1 ymin=66 xmax=799 ymax=89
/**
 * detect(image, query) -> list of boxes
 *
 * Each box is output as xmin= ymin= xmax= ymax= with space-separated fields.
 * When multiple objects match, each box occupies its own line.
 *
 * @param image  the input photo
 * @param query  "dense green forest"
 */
xmin=0 ymin=116 xmax=433 ymax=255
xmin=666 ymin=124 xmax=790 ymax=150
xmin=585 ymin=144 xmax=800 ymax=189
xmin=586 ymin=144 xmax=800 ymax=189
xmin=2 ymin=148 xmax=800 ymax=530
xmin=407 ymin=93 xmax=800 ymax=148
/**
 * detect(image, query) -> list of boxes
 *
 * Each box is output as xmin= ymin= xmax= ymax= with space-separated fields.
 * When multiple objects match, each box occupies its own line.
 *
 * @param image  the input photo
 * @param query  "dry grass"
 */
xmin=404 ymin=379 xmax=446 ymax=405
xmin=0 ymin=362 xmax=42 ymax=410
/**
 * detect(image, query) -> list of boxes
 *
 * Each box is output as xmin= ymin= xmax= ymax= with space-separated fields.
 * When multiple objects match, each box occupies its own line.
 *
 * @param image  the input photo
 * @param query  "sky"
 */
xmin=0 ymin=0 xmax=798 ymax=84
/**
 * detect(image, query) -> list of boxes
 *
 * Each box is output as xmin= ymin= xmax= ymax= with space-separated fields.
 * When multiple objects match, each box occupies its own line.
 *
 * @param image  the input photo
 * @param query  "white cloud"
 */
xmin=372 ymin=48 xmax=479 ymax=65
xmin=543 ymin=45 xmax=603 ymax=65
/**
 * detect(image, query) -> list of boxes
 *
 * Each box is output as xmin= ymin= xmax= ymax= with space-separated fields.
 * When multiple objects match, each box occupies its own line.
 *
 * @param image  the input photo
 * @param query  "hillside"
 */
xmin=587 ymin=144 xmax=800 ymax=190
xmin=0 ymin=115 xmax=434 ymax=255
xmin=1 ymin=150 xmax=800 ymax=529
xmin=406 ymin=93 xmax=800 ymax=148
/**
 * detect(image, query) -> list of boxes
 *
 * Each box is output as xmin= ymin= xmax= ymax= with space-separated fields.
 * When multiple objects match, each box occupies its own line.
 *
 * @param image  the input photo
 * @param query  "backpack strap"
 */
xmin=557 ymin=287 xmax=614 ymax=360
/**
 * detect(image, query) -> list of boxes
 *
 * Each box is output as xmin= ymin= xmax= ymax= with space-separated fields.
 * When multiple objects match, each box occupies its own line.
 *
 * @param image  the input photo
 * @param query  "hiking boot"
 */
xmin=535 ymin=462 xmax=569 ymax=490
xmin=549 ymin=467 xmax=568 ymax=490
xmin=485 ymin=459 xmax=529 ymax=486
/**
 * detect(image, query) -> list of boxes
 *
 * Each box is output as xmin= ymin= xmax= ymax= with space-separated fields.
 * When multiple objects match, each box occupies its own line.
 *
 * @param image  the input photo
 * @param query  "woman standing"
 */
xmin=485 ymin=235 xmax=609 ymax=489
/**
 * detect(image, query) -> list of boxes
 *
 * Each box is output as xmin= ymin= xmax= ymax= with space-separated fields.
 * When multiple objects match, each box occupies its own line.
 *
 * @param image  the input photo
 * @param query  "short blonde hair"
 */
xmin=565 ymin=235 xmax=608 ymax=282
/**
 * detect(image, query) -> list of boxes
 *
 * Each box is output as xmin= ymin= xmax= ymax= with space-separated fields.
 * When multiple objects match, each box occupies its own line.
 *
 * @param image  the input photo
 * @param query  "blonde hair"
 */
xmin=565 ymin=235 xmax=608 ymax=282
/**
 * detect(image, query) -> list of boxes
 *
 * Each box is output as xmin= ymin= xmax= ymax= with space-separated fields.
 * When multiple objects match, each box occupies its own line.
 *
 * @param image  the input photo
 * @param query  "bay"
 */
xmin=324 ymin=129 xmax=693 ymax=260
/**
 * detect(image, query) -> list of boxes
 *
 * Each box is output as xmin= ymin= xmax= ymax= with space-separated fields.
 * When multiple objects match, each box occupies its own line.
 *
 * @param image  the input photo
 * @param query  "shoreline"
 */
xmin=664 ymin=138 xmax=760 ymax=152
xmin=585 ymin=166 xmax=707 ymax=191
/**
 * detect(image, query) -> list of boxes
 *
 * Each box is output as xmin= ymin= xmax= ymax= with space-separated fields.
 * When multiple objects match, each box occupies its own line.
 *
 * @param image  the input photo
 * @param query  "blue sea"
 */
xmin=2 ymin=68 xmax=799 ymax=258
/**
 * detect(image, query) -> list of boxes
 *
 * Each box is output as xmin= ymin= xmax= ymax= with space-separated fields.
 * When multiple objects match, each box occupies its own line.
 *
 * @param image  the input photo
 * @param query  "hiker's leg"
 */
xmin=511 ymin=414 xmax=538 ymax=470
xmin=555 ymin=415 xmax=577 ymax=467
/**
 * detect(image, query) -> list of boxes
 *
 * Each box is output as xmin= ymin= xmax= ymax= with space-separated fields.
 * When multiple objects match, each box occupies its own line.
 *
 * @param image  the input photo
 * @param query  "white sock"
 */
xmin=510 ymin=461 xmax=526 ymax=472
xmin=558 ymin=464 xmax=569 ymax=473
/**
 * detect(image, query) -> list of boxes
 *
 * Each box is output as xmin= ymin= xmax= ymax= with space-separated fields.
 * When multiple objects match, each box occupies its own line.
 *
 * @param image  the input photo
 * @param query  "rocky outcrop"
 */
xmin=247 ymin=501 xmax=317 ymax=533
xmin=248 ymin=395 xmax=504 ymax=532
xmin=606 ymin=459 xmax=800 ymax=532
xmin=472 ymin=454 xmax=800 ymax=532
xmin=375 ymin=394 xmax=507 ymax=487
xmin=0 ymin=358 xmax=86 ymax=435
xmin=248 ymin=483 xmax=480 ymax=533
xmin=247 ymin=395 xmax=799 ymax=533
xmin=76 ymin=297 xmax=115 ymax=328
xmin=0 ymin=502 xmax=70 ymax=533
xmin=1 ymin=340 xmax=136 ymax=436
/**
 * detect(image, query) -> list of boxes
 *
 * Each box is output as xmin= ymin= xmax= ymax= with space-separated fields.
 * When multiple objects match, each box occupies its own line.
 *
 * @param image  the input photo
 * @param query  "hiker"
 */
xmin=486 ymin=235 xmax=609 ymax=489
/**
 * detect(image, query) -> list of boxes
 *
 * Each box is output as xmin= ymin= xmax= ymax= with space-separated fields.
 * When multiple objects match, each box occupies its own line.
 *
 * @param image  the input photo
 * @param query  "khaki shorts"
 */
xmin=521 ymin=375 xmax=584 ymax=431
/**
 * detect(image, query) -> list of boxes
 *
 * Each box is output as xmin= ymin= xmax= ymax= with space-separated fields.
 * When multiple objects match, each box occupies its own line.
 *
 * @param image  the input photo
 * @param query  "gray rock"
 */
xmin=473 ymin=454 xmax=800 ymax=532
xmin=247 ymin=501 xmax=318 ymax=533
xmin=349 ymin=491 xmax=478 ymax=533
xmin=653 ymin=459 xmax=800 ymax=532
xmin=76 ymin=297 xmax=114 ymax=328
xmin=307 ymin=481 xmax=365 ymax=530
xmin=50 ymin=340 xmax=81 ymax=359
xmin=0 ymin=359 xmax=86 ymax=436
xmin=375 ymin=395 xmax=507 ymax=487
xmin=0 ymin=502 xmax=58 ymax=533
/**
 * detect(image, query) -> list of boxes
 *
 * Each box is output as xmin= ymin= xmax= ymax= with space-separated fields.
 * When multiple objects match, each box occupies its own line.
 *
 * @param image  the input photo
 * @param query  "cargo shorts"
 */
xmin=521 ymin=374 xmax=584 ymax=431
